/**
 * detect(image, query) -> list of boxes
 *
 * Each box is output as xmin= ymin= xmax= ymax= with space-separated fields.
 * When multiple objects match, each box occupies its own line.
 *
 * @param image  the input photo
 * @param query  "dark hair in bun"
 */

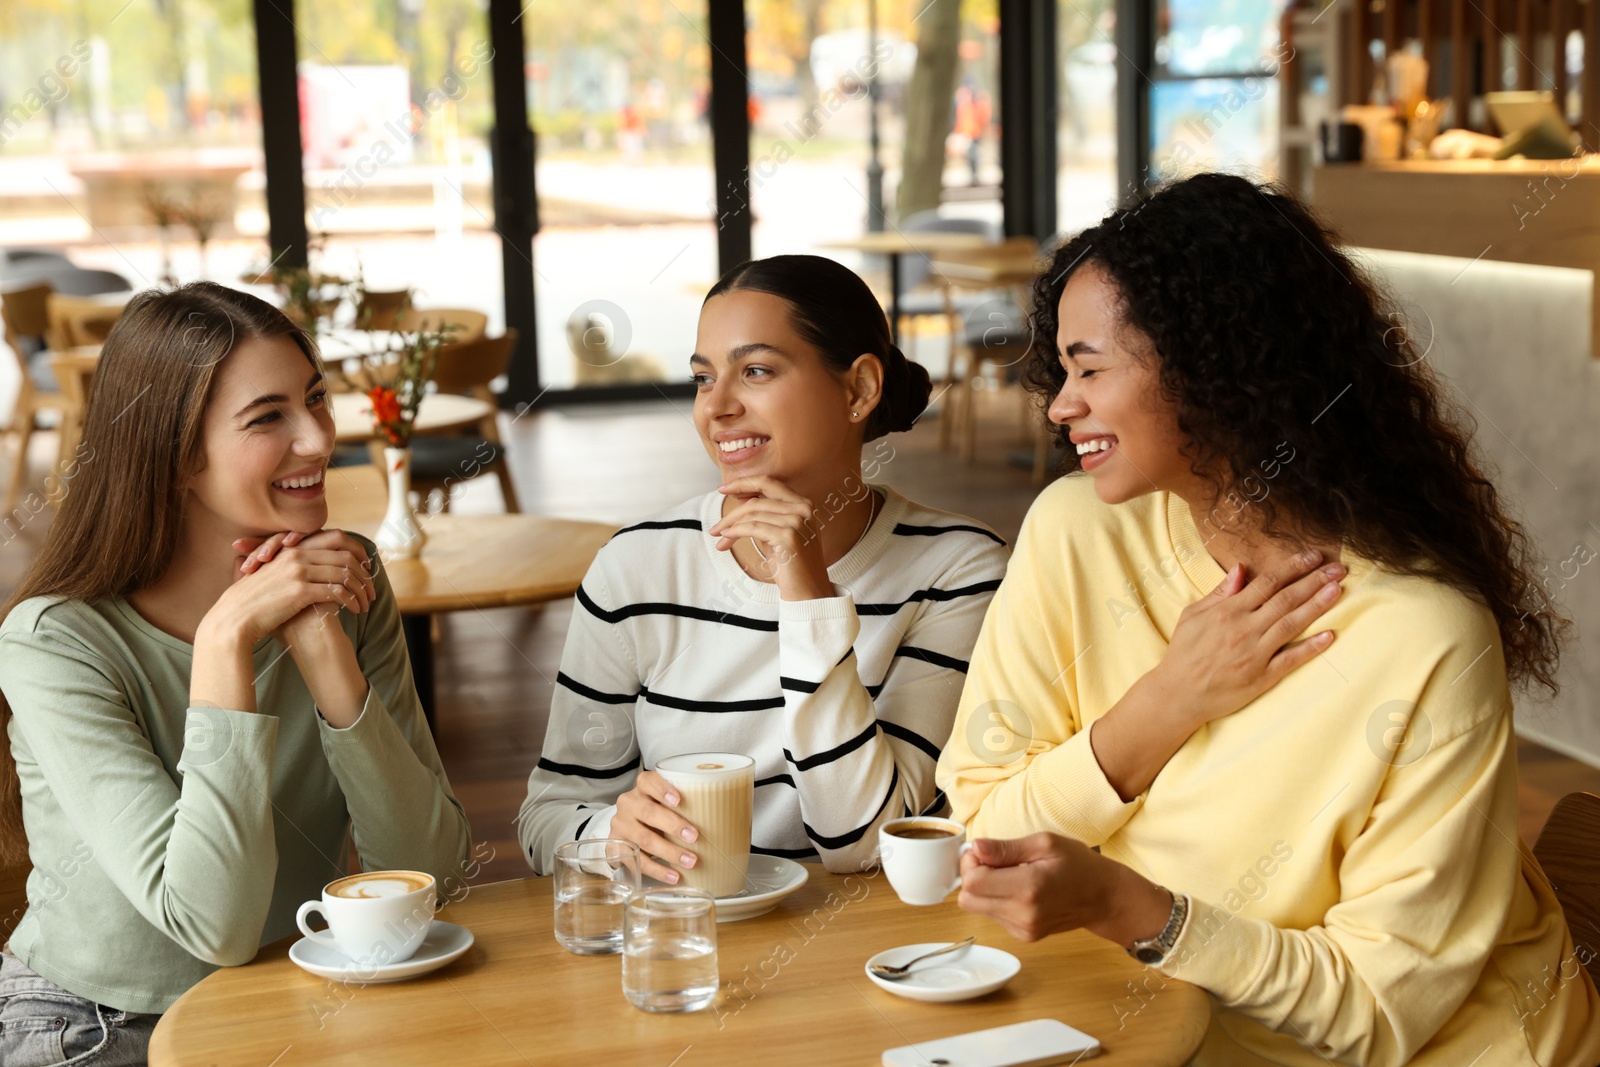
xmin=705 ymin=254 xmax=932 ymax=441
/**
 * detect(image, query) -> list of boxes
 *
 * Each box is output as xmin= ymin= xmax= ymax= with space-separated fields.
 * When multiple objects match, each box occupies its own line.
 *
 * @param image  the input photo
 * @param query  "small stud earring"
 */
xmin=851 ymin=411 xmax=858 ymax=418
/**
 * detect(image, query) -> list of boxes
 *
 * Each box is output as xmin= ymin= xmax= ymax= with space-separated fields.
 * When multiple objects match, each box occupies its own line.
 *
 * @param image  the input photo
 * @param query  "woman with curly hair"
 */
xmin=936 ymin=173 xmax=1600 ymax=1066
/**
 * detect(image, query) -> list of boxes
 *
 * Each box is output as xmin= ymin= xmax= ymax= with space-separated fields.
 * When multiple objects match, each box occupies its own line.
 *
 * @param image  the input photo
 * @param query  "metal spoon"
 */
xmin=868 ymin=936 xmax=978 ymax=980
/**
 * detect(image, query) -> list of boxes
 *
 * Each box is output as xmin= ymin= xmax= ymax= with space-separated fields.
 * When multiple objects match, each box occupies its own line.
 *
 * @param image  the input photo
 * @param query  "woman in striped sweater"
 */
xmin=518 ymin=255 xmax=1009 ymax=880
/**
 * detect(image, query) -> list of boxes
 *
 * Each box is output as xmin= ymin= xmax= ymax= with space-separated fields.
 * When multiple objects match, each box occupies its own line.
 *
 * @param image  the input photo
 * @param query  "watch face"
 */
xmin=1135 ymin=946 xmax=1164 ymax=965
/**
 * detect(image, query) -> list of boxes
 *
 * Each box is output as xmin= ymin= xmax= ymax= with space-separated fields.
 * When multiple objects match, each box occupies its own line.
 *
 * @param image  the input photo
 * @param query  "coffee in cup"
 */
xmin=885 ymin=823 xmax=959 ymax=841
xmin=879 ymin=817 xmax=970 ymax=906
xmin=655 ymin=752 xmax=755 ymax=897
xmin=296 ymin=870 xmax=437 ymax=966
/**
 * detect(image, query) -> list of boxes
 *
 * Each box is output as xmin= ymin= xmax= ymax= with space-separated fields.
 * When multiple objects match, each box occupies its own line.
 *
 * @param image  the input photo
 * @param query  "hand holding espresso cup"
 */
xmin=879 ymin=817 xmax=974 ymax=906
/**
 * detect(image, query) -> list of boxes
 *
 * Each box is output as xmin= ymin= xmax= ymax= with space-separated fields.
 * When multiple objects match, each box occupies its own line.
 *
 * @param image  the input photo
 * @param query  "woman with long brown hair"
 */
xmin=938 ymin=173 xmax=1600 ymax=1065
xmin=0 ymin=283 xmax=469 ymax=1065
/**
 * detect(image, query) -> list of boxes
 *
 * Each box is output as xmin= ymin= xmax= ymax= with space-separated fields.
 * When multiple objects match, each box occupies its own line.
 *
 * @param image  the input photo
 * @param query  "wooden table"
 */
xmin=925 ymin=240 xmax=1046 ymax=465
xmin=323 ymin=464 xmax=615 ymax=722
xmin=149 ymin=873 xmax=1210 ymax=1066
xmin=928 ymin=239 xmax=1043 ymax=291
xmin=820 ymin=232 xmax=992 ymax=344
xmin=330 ymin=391 xmax=495 ymax=445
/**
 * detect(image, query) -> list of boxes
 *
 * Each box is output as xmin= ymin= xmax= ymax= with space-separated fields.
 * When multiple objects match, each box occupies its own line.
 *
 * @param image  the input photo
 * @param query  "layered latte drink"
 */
xmin=656 ymin=753 xmax=755 ymax=897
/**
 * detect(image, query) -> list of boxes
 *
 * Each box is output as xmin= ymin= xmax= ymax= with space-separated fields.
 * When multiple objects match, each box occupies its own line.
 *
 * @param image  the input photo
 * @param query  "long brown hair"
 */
xmin=1024 ymin=173 xmax=1565 ymax=695
xmin=0 ymin=283 xmax=316 ymax=864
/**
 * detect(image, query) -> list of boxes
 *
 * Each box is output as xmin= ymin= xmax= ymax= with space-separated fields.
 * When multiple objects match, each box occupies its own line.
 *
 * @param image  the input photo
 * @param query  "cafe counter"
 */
xmin=1312 ymin=158 xmax=1600 ymax=356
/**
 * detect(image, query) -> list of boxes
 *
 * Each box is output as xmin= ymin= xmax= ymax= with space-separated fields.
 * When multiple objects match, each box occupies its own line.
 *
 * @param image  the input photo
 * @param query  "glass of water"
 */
xmin=622 ymin=887 xmax=718 ymax=1013
xmin=553 ymin=839 xmax=641 ymax=955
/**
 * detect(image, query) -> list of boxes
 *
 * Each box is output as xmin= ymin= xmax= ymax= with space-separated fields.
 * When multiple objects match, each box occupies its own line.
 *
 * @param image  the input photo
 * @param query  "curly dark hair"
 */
xmin=1024 ymin=172 xmax=1564 ymax=694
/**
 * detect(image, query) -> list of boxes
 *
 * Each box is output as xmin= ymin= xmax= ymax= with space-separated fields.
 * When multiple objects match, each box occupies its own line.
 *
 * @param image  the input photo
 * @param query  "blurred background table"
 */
xmin=324 ymin=463 xmax=614 ymax=723
xmin=820 ymin=231 xmax=991 ymax=344
xmin=148 ymin=871 xmax=1209 ymax=1066
xmin=330 ymin=391 xmax=495 ymax=446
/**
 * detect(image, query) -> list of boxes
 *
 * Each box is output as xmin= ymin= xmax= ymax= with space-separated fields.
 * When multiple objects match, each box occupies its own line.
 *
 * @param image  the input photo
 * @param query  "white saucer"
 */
xmin=645 ymin=856 xmax=810 ymax=922
xmin=289 ymin=921 xmax=475 ymax=984
xmin=714 ymin=856 xmax=810 ymax=922
xmin=864 ymin=943 xmax=1021 ymax=1002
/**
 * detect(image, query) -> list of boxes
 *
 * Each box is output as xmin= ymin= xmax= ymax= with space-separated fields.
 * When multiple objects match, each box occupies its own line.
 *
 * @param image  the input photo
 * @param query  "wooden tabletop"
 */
xmin=323 ymin=464 xmax=615 ymax=614
xmin=149 ymin=873 xmax=1209 ymax=1066
xmin=930 ymin=242 xmax=1044 ymax=289
xmin=330 ymin=391 xmax=495 ymax=444
xmin=820 ymin=232 xmax=993 ymax=256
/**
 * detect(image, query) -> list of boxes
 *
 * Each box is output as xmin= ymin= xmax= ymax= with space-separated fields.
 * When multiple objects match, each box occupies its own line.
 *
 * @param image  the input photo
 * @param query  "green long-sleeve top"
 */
xmin=0 ymin=545 xmax=472 ymax=1014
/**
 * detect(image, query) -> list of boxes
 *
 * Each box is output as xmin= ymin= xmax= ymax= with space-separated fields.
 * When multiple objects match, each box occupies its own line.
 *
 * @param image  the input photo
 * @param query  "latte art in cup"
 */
xmin=328 ymin=871 xmax=434 ymax=899
xmin=656 ymin=752 xmax=755 ymax=898
xmin=296 ymin=870 xmax=437 ymax=967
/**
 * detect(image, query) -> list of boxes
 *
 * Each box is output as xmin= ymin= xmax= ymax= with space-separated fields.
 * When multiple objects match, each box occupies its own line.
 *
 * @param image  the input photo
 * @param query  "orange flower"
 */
xmin=368 ymin=386 xmax=402 ymax=425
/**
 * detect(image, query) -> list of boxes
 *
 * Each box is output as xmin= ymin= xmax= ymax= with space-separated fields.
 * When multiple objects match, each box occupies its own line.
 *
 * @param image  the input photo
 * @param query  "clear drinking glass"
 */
xmin=621 ymin=887 xmax=719 ymax=1013
xmin=553 ymin=838 xmax=642 ymax=955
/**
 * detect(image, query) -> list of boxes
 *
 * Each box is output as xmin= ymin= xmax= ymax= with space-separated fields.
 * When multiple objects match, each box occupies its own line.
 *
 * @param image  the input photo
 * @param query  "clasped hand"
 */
xmin=204 ymin=528 xmax=376 ymax=651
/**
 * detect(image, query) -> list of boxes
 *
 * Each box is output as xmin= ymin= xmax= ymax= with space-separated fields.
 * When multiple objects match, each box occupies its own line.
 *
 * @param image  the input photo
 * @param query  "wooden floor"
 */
xmin=5 ymin=387 xmax=1599 ymax=885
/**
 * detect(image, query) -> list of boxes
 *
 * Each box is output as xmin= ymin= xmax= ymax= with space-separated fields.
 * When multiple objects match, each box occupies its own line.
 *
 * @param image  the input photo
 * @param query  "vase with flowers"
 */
xmin=336 ymin=316 xmax=454 ymax=560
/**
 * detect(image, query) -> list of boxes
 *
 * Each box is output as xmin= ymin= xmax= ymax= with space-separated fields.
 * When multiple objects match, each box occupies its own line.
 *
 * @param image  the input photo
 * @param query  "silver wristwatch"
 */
xmin=1129 ymin=890 xmax=1189 ymax=965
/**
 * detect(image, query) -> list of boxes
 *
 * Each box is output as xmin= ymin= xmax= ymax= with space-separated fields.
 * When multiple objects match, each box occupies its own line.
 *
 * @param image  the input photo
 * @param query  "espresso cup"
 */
xmin=295 ymin=870 xmax=436 ymax=966
xmin=879 ymin=817 xmax=971 ymax=906
xmin=656 ymin=752 xmax=754 ymax=898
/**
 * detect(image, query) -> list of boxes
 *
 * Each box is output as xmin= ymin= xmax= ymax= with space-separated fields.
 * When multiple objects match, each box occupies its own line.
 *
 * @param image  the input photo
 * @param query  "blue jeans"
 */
xmin=0 ymin=949 xmax=155 ymax=1066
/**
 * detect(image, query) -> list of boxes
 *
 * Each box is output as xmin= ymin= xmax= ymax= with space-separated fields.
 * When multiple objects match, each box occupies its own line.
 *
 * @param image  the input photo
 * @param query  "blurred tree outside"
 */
xmin=0 ymin=0 xmax=256 ymax=149
xmin=897 ymin=0 xmax=966 ymax=222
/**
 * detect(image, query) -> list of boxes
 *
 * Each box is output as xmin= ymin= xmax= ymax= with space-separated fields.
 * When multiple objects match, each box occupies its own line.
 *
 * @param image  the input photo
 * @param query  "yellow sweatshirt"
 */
xmin=937 ymin=474 xmax=1600 ymax=1067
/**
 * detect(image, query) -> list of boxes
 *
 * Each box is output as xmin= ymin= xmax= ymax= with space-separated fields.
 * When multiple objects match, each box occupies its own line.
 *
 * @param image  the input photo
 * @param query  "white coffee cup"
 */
xmin=878 ymin=817 xmax=972 ymax=906
xmin=656 ymin=752 xmax=755 ymax=898
xmin=295 ymin=870 xmax=437 ymax=966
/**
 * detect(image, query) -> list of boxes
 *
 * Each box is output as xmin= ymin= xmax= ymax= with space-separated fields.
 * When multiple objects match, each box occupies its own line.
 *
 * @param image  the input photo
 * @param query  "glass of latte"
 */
xmin=655 ymin=752 xmax=755 ymax=898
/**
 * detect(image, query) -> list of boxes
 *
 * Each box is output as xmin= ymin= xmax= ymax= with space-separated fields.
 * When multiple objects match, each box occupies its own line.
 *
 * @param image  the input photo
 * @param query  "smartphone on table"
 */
xmin=882 ymin=1018 xmax=1101 ymax=1067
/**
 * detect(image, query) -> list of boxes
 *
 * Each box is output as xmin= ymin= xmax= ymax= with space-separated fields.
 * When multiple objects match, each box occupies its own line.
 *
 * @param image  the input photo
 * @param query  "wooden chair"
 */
xmin=3 ymin=283 xmax=71 ymax=511
xmin=0 ymin=862 xmax=28 ymax=943
xmin=395 ymin=307 xmax=488 ymax=344
xmin=49 ymin=349 xmax=98 ymax=471
xmin=410 ymin=330 xmax=519 ymax=513
xmin=1532 ymin=791 xmax=1600 ymax=987
xmin=45 ymin=293 xmax=121 ymax=352
xmin=893 ymin=211 xmax=1002 ymax=361
xmin=933 ymin=237 xmax=1040 ymax=458
xmin=355 ymin=289 xmax=412 ymax=331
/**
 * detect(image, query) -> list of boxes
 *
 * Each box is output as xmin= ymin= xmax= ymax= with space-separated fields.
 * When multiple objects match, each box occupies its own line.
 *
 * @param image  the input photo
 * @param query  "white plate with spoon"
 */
xmin=865 ymin=940 xmax=1021 ymax=1002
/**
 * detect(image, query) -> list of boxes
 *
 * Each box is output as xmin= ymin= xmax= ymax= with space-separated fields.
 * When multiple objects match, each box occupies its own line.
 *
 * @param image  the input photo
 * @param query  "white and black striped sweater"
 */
xmin=518 ymin=484 xmax=1009 ymax=874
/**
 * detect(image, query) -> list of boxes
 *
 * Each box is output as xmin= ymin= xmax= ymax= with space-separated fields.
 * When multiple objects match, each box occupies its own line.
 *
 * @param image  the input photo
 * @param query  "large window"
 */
xmin=746 ymin=0 xmax=1003 ymax=260
xmin=297 ymin=0 xmax=501 ymax=332
xmin=520 ymin=0 xmax=717 ymax=390
xmin=1147 ymin=0 xmax=1285 ymax=180
xmin=0 ymin=0 xmax=262 ymax=287
xmin=1058 ymin=0 xmax=1119 ymax=235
